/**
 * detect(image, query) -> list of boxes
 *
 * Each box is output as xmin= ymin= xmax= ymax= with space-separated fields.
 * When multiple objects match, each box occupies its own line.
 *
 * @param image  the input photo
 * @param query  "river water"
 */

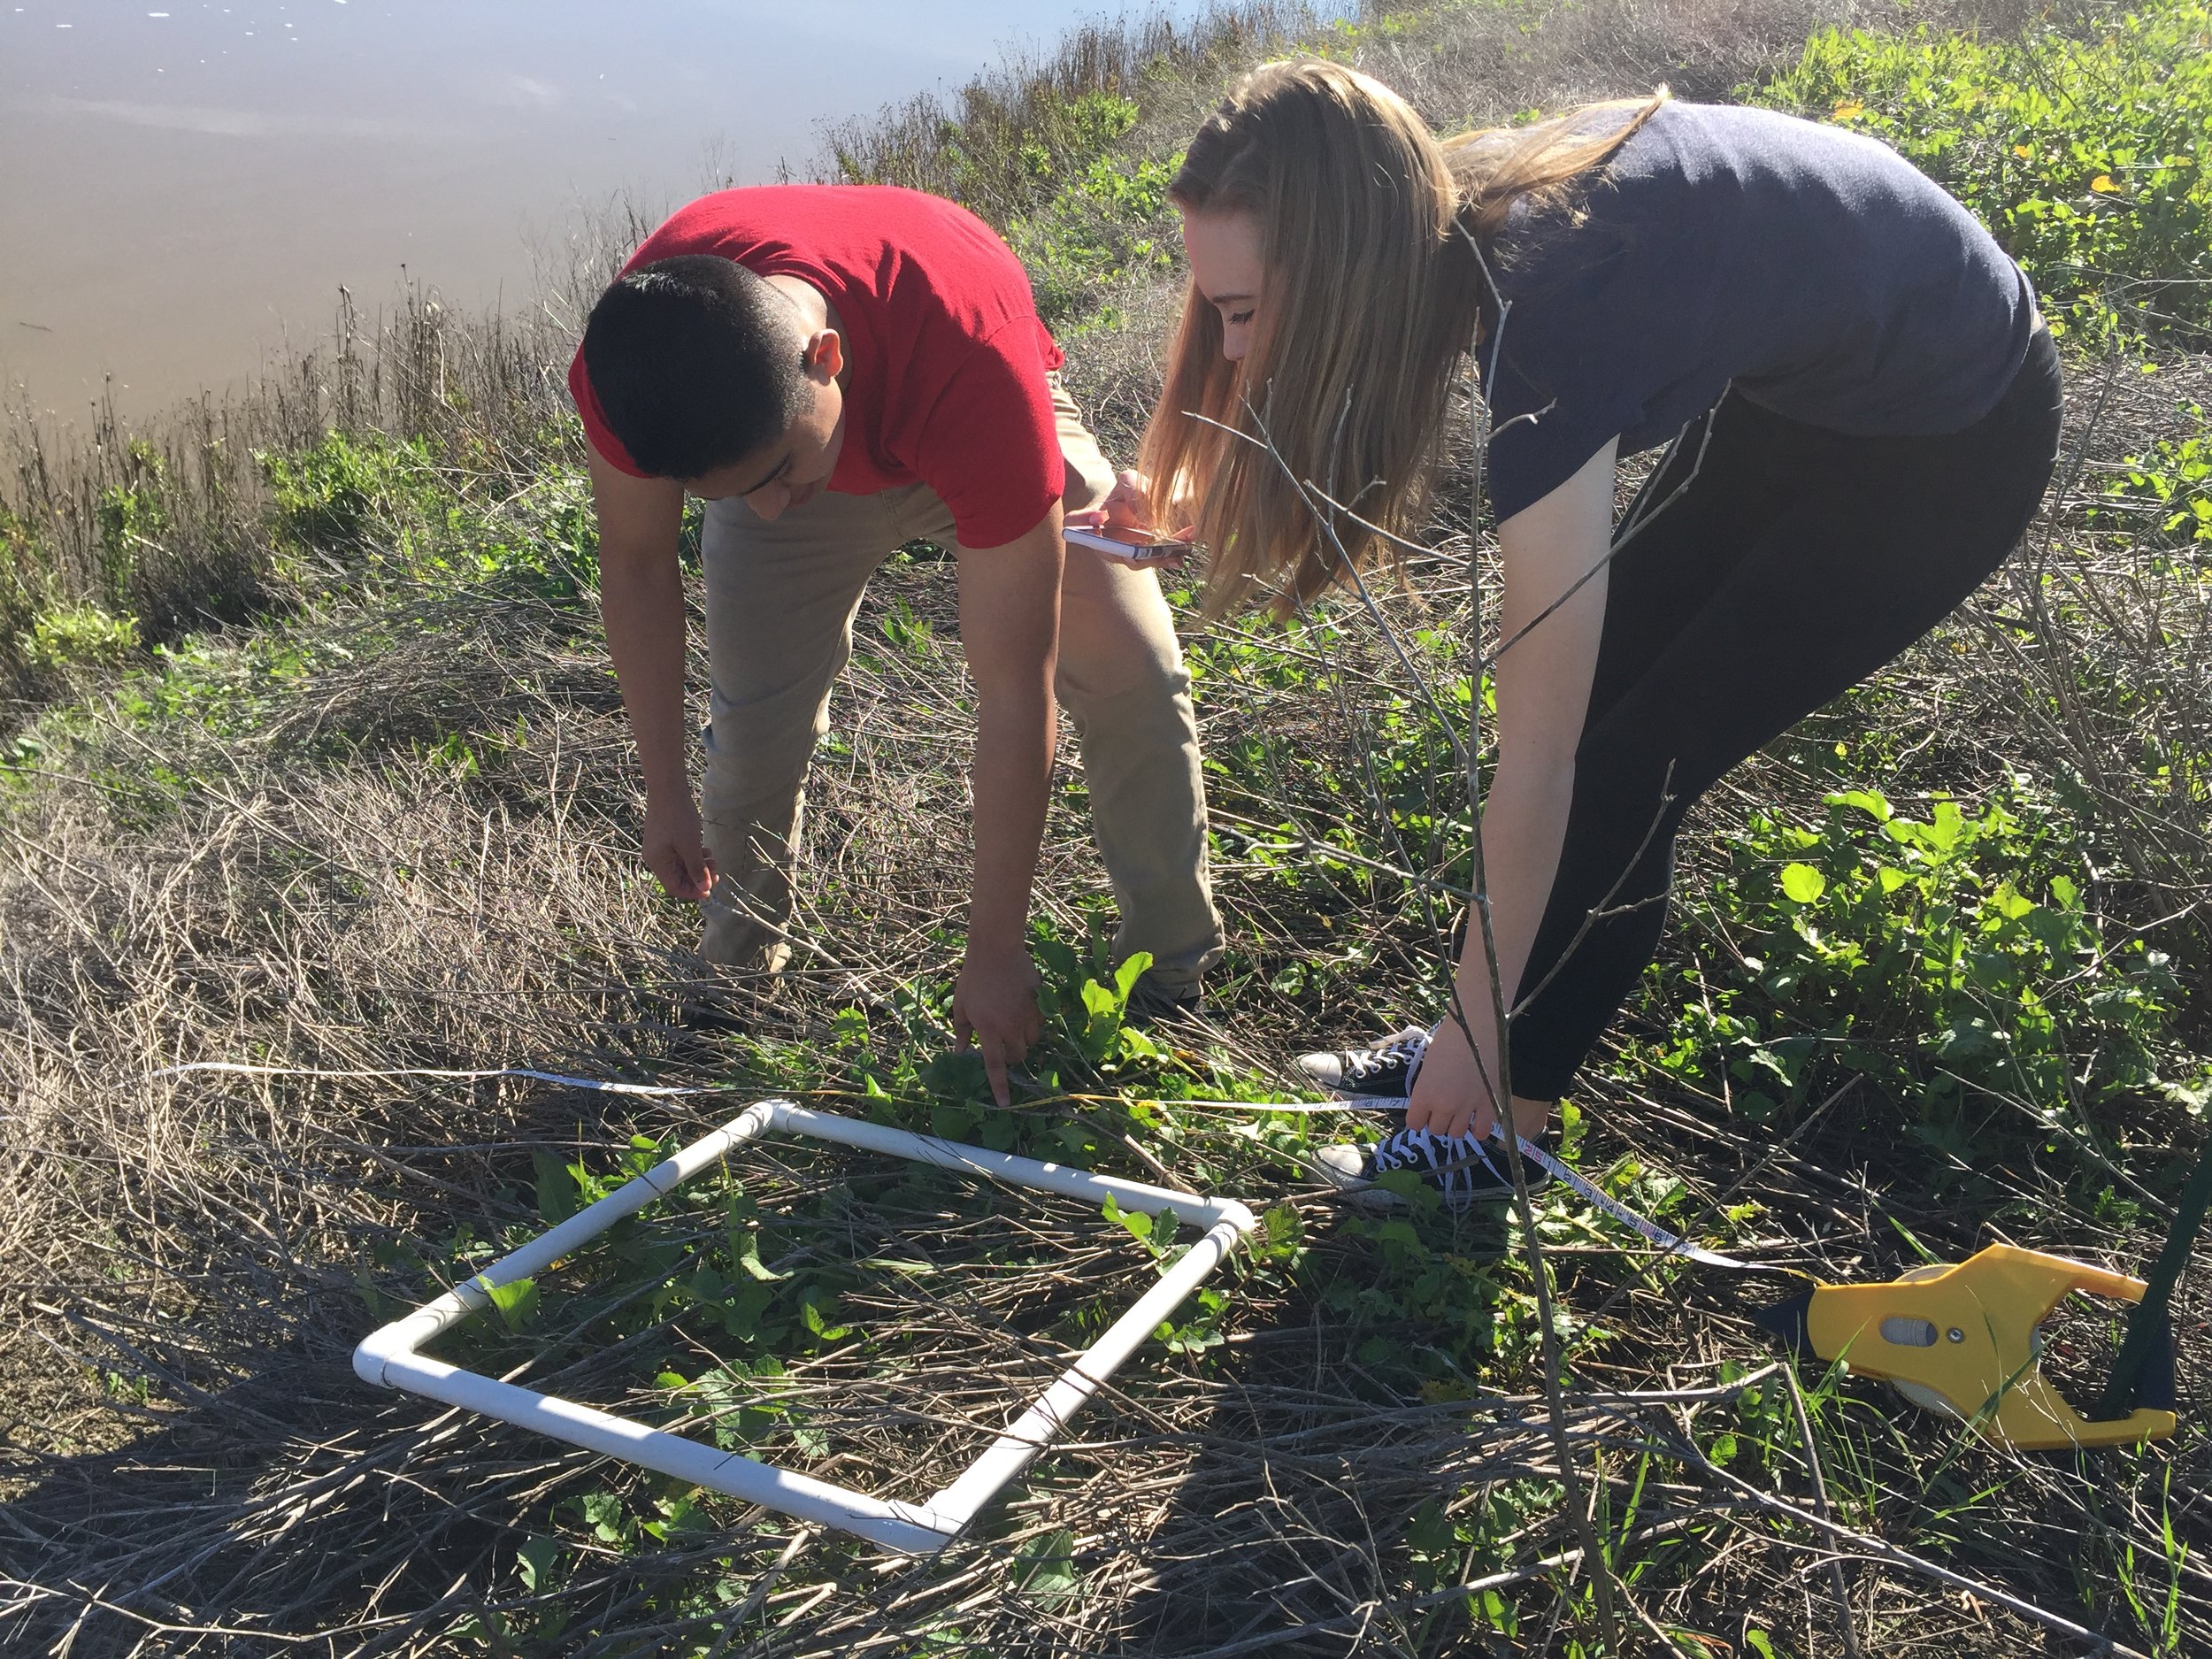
xmin=2 ymin=1 xmax=1182 ymax=419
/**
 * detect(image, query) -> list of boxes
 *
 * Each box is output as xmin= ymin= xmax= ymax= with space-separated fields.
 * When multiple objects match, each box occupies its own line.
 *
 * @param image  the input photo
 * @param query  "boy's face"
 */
xmin=682 ymin=328 xmax=847 ymax=520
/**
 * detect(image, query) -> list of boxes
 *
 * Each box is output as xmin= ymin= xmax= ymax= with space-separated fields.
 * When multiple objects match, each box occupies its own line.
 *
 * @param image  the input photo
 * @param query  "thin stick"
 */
xmin=1210 ymin=376 xmax=1628 ymax=1654
xmin=1778 ymin=1363 xmax=1865 ymax=1659
xmin=1454 ymin=263 xmax=1627 ymax=1654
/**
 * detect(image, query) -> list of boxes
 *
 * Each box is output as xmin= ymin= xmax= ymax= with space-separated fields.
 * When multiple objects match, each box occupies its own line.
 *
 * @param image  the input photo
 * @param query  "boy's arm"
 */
xmin=952 ymin=503 xmax=1066 ymax=1107
xmin=588 ymin=446 xmax=712 ymax=901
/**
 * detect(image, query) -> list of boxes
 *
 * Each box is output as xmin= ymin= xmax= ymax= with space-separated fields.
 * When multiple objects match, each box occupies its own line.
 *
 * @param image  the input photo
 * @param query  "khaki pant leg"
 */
xmin=698 ymin=488 xmax=896 ymax=970
xmin=895 ymin=377 xmax=1224 ymax=993
xmin=1054 ymin=543 xmax=1224 ymax=995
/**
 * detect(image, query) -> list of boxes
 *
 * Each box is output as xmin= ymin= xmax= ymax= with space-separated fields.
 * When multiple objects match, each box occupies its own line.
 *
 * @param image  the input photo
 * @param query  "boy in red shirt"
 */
xmin=573 ymin=186 xmax=1221 ymax=1101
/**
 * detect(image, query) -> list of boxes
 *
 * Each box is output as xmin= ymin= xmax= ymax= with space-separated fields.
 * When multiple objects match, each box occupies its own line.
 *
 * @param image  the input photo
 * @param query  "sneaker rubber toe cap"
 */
xmin=1311 ymin=1142 xmax=1371 ymax=1188
xmin=1294 ymin=1050 xmax=1349 ymax=1087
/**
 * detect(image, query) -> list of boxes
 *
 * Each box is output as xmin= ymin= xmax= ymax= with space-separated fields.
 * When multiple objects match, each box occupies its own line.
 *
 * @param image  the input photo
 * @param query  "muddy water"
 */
xmin=2 ymin=1 xmax=1152 ymax=419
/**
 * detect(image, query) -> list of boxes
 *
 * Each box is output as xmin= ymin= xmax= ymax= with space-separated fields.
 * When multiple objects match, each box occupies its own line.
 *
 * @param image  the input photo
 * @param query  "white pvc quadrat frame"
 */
xmin=354 ymin=1099 xmax=1256 ymax=1555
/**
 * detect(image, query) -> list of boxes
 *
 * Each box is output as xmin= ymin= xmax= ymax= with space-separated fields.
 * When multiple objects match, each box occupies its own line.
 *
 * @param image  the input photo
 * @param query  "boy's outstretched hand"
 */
xmin=641 ymin=795 xmax=716 ymax=902
xmin=952 ymin=946 xmax=1044 ymax=1108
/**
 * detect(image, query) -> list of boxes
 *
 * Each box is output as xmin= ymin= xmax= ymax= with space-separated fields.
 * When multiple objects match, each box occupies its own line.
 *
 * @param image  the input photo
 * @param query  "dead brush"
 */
xmin=0 ymin=282 xmax=577 ymax=733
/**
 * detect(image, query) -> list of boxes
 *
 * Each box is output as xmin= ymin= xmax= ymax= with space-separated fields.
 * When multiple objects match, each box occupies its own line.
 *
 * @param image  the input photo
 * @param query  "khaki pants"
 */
xmin=697 ymin=379 xmax=1224 ymax=996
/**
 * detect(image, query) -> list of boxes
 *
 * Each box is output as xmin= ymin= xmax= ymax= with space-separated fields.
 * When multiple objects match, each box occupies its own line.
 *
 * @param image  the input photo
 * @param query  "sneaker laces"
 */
xmin=1341 ymin=1030 xmax=1427 ymax=1087
xmin=1369 ymin=1123 xmax=1515 ymax=1206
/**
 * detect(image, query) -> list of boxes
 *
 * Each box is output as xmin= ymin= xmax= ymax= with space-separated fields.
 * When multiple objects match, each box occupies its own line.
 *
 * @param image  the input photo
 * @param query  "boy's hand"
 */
xmin=953 ymin=944 xmax=1044 ymax=1108
xmin=641 ymin=795 xmax=715 ymax=902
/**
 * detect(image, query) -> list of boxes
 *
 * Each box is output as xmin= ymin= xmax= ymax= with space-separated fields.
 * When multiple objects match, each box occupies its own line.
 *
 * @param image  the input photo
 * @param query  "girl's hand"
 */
xmin=1064 ymin=468 xmax=1154 ymax=534
xmin=1402 ymin=1016 xmax=1500 ymax=1143
xmin=1064 ymin=469 xmax=1195 ymax=572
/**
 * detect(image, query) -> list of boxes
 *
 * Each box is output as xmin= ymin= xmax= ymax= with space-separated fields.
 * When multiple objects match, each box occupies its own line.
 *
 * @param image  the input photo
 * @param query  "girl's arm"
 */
xmin=1404 ymin=438 xmax=1619 ymax=1142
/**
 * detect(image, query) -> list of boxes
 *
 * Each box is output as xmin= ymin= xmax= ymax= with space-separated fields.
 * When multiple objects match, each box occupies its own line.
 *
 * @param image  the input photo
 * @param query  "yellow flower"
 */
xmin=2014 ymin=143 xmax=2035 ymax=159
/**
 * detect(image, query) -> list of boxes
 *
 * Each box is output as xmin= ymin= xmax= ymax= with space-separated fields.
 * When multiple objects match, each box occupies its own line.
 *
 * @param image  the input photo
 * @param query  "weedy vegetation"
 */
xmin=3 ymin=0 xmax=2208 ymax=1654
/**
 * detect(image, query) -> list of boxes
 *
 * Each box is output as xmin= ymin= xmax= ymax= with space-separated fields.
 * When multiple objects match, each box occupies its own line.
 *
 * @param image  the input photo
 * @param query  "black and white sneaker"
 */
xmin=1313 ymin=1122 xmax=1554 ymax=1211
xmin=1294 ymin=1025 xmax=1429 ymax=1098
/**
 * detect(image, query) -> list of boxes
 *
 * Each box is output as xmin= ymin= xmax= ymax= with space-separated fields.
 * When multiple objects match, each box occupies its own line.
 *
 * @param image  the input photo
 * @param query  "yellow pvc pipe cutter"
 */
xmin=1755 ymin=1243 xmax=2178 ymax=1450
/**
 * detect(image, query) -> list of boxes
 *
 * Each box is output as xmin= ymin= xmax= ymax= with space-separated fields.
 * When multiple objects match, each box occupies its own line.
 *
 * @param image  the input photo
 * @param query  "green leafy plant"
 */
xmin=92 ymin=442 xmax=173 ymax=611
xmin=1758 ymin=4 xmax=2212 ymax=342
xmin=1011 ymin=1525 xmax=1082 ymax=1604
xmin=23 ymin=604 xmax=140 ymax=672
xmin=2103 ymin=411 xmax=2212 ymax=551
xmin=258 ymin=429 xmax=435 ymax=550
xmin=1645 ymin=781 xmax=2180 ymax=1172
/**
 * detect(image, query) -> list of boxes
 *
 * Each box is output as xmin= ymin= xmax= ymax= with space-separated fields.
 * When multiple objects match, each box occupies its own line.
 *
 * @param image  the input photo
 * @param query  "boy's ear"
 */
xmin=802 ymin=329 xmax=844 ymax=383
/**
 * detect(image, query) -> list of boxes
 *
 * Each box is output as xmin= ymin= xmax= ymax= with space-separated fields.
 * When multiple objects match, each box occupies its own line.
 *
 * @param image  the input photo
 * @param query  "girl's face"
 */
xmin=1178 ymin=205 xmax=1266 ymax=362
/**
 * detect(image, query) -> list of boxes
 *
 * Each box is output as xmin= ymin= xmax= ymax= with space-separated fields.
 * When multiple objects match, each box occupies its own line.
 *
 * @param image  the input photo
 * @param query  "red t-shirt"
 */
xmin=568 ymin=185 xmax=1065 ymax=550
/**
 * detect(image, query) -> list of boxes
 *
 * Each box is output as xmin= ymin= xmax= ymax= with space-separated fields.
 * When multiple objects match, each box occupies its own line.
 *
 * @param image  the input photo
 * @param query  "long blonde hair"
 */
xmin=1141 ymin=61 xmax=1666 ymax=618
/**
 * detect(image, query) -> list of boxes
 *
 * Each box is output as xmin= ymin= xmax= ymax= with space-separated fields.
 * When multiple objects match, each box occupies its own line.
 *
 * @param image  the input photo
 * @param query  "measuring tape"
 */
xmin=1434 ymin=1112 xmax=1766 ymax=1274
xmin=1150 ymin=1091 xmax=1773 ymax=1272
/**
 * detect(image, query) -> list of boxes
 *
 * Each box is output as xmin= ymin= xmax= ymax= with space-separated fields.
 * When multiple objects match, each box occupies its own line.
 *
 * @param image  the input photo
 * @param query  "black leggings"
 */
xmin=1506 ymin=328 xmax=2063 ymax=1102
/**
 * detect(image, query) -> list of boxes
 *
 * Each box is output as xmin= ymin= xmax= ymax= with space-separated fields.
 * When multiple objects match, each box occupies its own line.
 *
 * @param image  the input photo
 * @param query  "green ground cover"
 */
xmin=1759 ymin=2 xmax=2212 ymax=343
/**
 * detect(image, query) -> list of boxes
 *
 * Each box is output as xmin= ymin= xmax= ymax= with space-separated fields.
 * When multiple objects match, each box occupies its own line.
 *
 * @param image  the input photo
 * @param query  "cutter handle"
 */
xmin=2055 ymin=1258 xmax=2148 ymax=1305
xmin=2019 ymin=1407 xmax=2177 ymax=1450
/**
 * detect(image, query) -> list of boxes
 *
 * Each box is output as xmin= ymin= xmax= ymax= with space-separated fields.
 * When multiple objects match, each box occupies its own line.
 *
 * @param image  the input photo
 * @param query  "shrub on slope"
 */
xmin=1760 ymin=1 xmax=2212 ymax=342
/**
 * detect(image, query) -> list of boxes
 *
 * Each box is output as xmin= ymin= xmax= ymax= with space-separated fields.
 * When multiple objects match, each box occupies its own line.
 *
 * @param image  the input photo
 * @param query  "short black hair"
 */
xmin=580 ymin=256 xmax=811 ymax=480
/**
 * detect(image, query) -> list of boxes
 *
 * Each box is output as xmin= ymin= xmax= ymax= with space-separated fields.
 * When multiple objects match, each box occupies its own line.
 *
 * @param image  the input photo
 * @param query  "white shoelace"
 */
xmin=1340 ymin=1029 xmax=1427 ymax=1088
